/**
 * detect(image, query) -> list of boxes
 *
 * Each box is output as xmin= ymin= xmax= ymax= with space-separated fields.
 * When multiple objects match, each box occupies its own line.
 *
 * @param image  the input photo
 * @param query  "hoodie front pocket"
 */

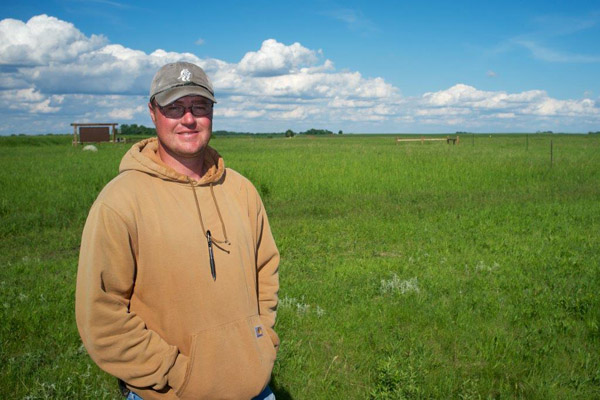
xmin=176 ymin=315 xmax=276 ymax=400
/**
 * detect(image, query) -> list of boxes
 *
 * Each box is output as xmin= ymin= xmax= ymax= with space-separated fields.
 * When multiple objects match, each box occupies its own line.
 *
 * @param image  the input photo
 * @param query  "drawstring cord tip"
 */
xmin=207 ymin=230 xmax=216 ymax=281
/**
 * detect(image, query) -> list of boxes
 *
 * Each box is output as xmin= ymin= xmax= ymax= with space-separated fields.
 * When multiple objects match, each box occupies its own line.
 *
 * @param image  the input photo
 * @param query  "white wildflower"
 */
xmin=316 ymin=306 xmax=325 ymax=317
xmin=380 ymin=274 xmax=420 ymax=295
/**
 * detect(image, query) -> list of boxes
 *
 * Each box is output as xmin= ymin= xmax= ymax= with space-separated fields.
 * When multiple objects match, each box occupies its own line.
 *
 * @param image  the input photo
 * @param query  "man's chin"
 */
xmin=157 ymin=141 xmax=208 ymax=161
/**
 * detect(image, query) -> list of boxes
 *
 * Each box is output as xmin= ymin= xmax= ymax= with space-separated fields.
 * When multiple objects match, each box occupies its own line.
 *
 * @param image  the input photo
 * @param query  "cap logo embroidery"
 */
xmin=178 ymin=68 xmax=192 ymax=82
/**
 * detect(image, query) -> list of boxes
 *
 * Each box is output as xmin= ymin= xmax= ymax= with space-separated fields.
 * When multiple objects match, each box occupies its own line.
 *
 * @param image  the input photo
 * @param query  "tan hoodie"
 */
xmin=76 ymin=138 xmax=279 ymax=400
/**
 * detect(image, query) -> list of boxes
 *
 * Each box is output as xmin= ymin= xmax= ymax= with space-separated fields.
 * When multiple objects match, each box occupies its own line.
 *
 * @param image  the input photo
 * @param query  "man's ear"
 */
xmin=148 ymin=102 xmax=157 ymax=125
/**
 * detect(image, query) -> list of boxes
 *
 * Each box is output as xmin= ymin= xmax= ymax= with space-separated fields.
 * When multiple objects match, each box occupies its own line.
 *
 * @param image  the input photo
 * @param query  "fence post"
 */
xmin=72 ymin=125 xmax=78 ymax=146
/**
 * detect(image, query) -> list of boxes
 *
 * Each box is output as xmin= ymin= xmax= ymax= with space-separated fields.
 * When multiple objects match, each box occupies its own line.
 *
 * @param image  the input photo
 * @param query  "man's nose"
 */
xmin=181 ymin=108 xmax=196 ymax=124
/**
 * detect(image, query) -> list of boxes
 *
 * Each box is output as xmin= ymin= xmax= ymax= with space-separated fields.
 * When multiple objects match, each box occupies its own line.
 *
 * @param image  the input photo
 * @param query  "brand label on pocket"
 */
xmin=255 ymin=326 xmax=264 ymax=338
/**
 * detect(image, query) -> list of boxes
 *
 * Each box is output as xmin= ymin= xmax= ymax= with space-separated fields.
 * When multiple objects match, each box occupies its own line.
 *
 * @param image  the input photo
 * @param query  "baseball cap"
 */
xmin=149 ymin=62 xmax=216 ymax=106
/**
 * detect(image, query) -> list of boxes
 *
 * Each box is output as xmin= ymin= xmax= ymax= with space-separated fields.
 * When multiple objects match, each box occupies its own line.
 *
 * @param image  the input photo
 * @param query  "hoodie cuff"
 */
xmin=168 ymin=352 xmax=189 ymax=393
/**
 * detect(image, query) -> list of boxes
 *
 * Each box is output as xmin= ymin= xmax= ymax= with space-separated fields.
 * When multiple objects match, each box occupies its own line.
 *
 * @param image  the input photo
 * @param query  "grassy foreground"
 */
xmin=1 ymin=134 xmax=599 ymax=399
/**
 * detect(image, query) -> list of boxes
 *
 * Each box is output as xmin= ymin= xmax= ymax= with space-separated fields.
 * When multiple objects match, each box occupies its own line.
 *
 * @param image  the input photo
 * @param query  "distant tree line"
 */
xmin=119 ymin=125 xmax=343 ymax=137
xmin=284 ymin=128 xmax=342 ymax=137
xmin=301 ymin=128 xmax=334 ymax=135
xmin=216 ymin=128 xmax=342 ymax=137
xmin=588 ymin=131 xmax=600 ymax=135
xmin=120 ymin=124 xmax=156 ymax=135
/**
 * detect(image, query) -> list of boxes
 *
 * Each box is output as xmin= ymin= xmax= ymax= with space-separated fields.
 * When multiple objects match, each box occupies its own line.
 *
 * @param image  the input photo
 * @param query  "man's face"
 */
xmin=149 ymin=95 xmax=213 ymax=162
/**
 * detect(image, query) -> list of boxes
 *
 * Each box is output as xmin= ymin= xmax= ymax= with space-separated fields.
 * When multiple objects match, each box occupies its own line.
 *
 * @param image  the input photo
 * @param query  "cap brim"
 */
xmin=153 ymin=85 xmax=216 ymax=106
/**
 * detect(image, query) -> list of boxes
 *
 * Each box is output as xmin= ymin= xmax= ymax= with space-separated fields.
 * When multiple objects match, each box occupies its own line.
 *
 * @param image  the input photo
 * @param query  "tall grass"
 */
xmin=1 ymin=134 xmax=598 ymax=399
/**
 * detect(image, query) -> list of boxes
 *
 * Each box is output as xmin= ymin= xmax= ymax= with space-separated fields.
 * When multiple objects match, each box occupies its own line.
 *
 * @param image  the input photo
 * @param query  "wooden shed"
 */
xmin=71 ymin=123 xmax=118 ymax=146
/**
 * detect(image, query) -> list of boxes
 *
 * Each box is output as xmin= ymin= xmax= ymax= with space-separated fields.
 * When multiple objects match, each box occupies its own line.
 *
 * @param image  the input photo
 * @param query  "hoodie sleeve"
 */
xmin=252 ymin=189 xmax=280 ymax=350
xmin=75 ymin=201 xmax=188 ymax=391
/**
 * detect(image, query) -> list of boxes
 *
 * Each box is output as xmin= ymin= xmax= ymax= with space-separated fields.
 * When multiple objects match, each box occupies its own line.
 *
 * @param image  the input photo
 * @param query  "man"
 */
xmin=76 ymin=62 xmax=279 ymax=400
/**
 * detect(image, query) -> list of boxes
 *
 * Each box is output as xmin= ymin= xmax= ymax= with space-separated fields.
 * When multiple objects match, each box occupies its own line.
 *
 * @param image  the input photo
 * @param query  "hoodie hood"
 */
xmin=119 ymin=137 xmax=225 ymax=185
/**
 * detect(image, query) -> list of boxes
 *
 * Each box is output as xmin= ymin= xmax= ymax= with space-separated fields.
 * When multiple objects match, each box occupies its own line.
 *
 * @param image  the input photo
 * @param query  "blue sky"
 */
xmin=0 ymin=0 xmax=599 ymax=134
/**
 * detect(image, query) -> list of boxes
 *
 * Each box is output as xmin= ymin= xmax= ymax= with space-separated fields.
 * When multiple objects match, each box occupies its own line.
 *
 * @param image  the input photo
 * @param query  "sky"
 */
xmin=0 ymin=0 xmax=599 ymax=135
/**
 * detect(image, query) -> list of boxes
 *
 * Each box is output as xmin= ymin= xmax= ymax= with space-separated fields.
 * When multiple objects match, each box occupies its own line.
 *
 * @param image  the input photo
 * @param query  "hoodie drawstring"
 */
xmin=189 ymin=179 xmax=231 ymax=280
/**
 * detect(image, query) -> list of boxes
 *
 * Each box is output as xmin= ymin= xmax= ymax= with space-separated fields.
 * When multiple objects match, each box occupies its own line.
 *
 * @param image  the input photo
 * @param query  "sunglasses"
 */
xmin=155 ymin=102 xmax=213 ymax=119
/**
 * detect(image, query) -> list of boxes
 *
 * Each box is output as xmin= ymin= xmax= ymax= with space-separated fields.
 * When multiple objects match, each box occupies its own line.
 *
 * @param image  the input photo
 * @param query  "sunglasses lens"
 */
xmin=159 ymin=103 xmax=213 ymax=118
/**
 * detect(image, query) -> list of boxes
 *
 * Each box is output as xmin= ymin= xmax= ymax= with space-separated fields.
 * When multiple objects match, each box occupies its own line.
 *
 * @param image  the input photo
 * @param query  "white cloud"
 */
xmin=423 ymin=84 xmax=551 ymax=111
xmin=24 ymin=45 xmax=203 ymax=96
xmin=237 ymin=39 xmax=320 ymax=77
xmin=325 ymin=8 xmax=381 ymax=34
xmin=0 ymin=15 xmax=106 ymax=66
xmin=491 ymin=13 xmax=600 ymax=65
xmin=532 ymin=14 xmax=600 ymax=37
xmin=216 ymin=107 xmax=266 ymax=119
xmin=0 ymin=14 xmax=599 ymax=134
xmin=330 ymin=8 xmax=360 ymax=24
xmin=492 ymin=112 xmax=516 ymax=119
xmin=524 ymin=98 xmax=598 ymax=116
xmin=30 ymin=98 xmax=60 ymax=113
xmin=276 ymin=107 xmax=309 ymax=120
xmin=416 ymin=107 xmax=472 ymax=116
xmin=0 ymin=88 xmax=62 ymax=114
xmin=515 ymin=40 xmax=600 ymax=63
xmin=415 ymin=84 xmax=599 ymax=132
xmin=108 ymin=105 xmax=145 ymax=120
xmin=423 ymin=84 xmax=491 ymax=106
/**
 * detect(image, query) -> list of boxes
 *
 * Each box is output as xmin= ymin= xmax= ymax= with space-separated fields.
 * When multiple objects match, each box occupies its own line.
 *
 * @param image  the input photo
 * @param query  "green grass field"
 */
xmin=1 ymin=134 xmax=599 ymax=399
